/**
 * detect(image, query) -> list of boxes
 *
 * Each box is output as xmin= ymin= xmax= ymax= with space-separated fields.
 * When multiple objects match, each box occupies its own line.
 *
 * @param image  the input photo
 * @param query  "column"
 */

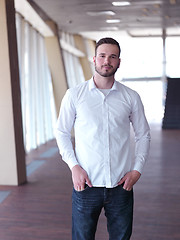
xmin=0 ymin=0 xmax=26 ymax=185
xmin=44 ymin=22 xmax=68 ymax=116
xmin=74 ymin=34 xmax=93 ymax=80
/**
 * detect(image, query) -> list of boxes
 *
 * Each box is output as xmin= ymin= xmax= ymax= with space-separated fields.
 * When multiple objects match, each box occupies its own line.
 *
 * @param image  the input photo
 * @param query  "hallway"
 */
xmin=0 ymin=124 xmax=180 ymax=240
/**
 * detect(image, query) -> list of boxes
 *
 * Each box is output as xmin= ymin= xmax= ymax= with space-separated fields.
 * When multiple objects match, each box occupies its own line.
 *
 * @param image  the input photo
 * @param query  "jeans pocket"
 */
xmin=121 ymin=183 xmax=132 ymax=193
xmin=73 ymin=184 xmax=89 ymax=193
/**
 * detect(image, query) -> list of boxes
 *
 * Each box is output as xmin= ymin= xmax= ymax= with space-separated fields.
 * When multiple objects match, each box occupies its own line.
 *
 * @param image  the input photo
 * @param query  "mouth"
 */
xmin=102 ymin=65 xmax=112 ymax=70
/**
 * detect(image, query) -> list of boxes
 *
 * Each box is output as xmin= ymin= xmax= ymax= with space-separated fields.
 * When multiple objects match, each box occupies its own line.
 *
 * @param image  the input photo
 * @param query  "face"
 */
xmin=93 ymin=44 xmax=120 ymax=77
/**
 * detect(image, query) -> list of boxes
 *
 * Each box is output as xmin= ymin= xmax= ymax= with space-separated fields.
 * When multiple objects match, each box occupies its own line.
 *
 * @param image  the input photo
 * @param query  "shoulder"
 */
xmin=65 ymin=79 xmax=91 ymax=105
xmin=114 ymin=81 xmax=143 ymax=111
xmin=68 ymin=79 xmax=90 ymax=95
xmin=115 ymin=81 xmax=140 ymax=99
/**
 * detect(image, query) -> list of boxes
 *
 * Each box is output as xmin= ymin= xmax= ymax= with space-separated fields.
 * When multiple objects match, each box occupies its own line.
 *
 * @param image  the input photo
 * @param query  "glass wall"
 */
xmin=166 ymin=37 xmax=180 ymax=78
xmin=61 ymin=32 xmax=85 ymax=88
xmin=16 ymin=13 xmax=56 ymax=152
xmin=115 ymin=36 xmax=163 ymax=80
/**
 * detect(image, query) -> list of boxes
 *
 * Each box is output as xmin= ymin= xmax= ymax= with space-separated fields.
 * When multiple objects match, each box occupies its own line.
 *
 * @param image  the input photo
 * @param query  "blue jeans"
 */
xmin=72 ymin=184 xmax=134 ymax=240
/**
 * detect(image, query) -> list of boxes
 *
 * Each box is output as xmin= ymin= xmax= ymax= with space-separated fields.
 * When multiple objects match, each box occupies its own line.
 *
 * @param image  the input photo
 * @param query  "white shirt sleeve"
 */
xmin=130 ymin=93 xmax=151 ymax=173
xmin=56 ymin=89 xmax=79 ymax=170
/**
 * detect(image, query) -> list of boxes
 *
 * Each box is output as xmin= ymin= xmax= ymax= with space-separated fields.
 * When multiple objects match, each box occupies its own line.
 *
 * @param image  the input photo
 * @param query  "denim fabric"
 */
xmin=72 ymin=184 xmax=133 ymax=240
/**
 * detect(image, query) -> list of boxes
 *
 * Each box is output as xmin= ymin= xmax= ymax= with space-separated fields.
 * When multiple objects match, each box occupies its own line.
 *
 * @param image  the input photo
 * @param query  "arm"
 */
xmin=131 ymin=94 xmax=151 ymax=174
xmin=56 ymin=90 xmax=92 ymax=190
xmin=118 ymin=93 xmax=150 ymax=190
xmin=56 ymin=90 xmax=78 ymax=169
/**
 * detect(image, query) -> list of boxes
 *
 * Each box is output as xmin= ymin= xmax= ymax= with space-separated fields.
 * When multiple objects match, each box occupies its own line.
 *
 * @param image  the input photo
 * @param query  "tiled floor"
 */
xmin=0 ymin=124 xmax=180 ymax=240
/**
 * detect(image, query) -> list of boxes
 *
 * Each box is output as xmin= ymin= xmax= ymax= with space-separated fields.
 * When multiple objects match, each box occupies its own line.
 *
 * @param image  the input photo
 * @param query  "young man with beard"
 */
xmin=56 ymin=37 xmax=150 ymax=240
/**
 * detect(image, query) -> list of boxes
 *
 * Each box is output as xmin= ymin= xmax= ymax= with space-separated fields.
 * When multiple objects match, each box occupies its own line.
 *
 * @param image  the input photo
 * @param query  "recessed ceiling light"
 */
xmin=112 ymin=1 xmax=131 ymax=6
xmin=106 ymin=19 xmax=121 ymax=23
xmin=100 ymin=26 xmax=119 ymax=31
xmin=87 ymin=11 xmax=115 ymax=16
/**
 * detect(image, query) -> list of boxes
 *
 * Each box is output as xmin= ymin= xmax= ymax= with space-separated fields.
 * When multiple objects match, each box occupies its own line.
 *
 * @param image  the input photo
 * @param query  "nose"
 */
xmin=104 ymin=56 xmax=111 ymax=65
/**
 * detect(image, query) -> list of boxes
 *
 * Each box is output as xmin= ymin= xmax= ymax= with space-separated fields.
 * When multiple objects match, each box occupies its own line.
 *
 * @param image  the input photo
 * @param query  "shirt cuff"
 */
xmin=67 ymin=158 xmax=79 ymax=170
xmin=133 ymin=159 xmax=144 ymax=174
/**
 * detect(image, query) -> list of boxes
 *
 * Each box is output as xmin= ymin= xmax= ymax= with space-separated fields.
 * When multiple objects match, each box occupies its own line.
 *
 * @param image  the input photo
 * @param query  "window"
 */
xmin=16 ymin=13 xmax=56 ymax=152
xmin=115 ymin=37 xmax=163 ymax=80
xmin=61 ymin=32 xmax=85 ymax=88
xmin=166 ymin=37 xmax=180 ymax=78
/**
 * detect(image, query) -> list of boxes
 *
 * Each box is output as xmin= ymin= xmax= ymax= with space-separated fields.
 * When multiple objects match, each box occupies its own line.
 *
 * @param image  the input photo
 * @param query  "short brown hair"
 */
xmin=95 ymin=37 xmax=121 ymax=57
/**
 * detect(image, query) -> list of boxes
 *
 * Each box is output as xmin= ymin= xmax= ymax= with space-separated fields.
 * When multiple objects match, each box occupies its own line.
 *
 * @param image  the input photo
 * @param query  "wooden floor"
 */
xmin=0 ymin=124 xmax=180 ymax=240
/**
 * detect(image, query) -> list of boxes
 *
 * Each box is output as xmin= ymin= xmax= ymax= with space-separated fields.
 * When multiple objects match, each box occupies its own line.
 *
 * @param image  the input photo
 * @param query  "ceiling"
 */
xmin=29 ymin=0 xmax=180 ymax=38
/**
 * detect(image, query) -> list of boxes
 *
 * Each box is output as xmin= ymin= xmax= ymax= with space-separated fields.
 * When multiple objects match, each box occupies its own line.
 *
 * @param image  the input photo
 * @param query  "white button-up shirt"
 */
xmin=56 ymin=78 xmax=150 ymax=188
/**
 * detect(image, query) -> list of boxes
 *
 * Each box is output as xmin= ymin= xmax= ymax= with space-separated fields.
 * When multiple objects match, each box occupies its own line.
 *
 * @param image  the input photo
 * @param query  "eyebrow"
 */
xmin=98 ymin=53 xmax=118 ymax=57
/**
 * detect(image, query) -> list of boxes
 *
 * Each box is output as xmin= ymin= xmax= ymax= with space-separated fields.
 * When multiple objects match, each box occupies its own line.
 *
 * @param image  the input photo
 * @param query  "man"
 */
xmin=56 ymin=37 xmax=150 ymax=240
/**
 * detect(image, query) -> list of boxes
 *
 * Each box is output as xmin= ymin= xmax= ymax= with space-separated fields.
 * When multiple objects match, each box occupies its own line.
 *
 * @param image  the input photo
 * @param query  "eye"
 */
xmin=111 ymin=55 xmax=118 ymax=59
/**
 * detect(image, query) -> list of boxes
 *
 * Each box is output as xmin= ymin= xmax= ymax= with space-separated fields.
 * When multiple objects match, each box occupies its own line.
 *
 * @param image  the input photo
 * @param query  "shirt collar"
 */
xmin=111 ymin=80 xmax=119 ymax=91
xmin=89 ymin=77 xmax=96 ymax=91
xmin=89 ymin=77 xmax=119 ymax=92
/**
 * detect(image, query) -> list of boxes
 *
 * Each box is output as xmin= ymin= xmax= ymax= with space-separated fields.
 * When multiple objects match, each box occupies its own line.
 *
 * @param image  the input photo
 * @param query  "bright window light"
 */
xmin=87 ymin=11 xmax=115 ymax=16
xmin=106 ymin=19 xmax=121 ymax=23
xmin=112 ymin=1 xmax=131 ymax=6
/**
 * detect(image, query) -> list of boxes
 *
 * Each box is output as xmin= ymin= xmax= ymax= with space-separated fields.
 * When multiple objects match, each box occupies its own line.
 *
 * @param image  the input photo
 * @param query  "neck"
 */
xmin=93 ymin=74 xmax=115 ymax=89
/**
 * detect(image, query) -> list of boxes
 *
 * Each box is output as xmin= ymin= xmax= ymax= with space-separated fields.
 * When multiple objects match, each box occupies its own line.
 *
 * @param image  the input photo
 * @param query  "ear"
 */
xmin=93 ymin=56 xmax=96 ymax=63
xmin=118 ymin=58 xmax=121 ymax=68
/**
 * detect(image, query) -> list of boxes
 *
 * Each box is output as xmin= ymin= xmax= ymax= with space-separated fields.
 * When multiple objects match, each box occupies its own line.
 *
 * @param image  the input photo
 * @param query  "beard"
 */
xmin=95 ymin=63 xmax=119 ymax=77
